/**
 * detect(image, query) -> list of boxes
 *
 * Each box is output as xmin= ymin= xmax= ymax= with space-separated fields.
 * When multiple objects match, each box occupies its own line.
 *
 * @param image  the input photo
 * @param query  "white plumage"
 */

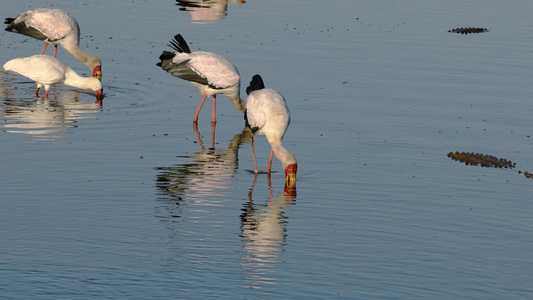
xmin=157 ymin=33 xmax=243 ymax=123
xmin=3 ymin=55 xmax=103 ymax=99
xmin=244 ymin=75 xmax=297 ymax=187
xmin=4 ymin=8 xmax=102 ymax=79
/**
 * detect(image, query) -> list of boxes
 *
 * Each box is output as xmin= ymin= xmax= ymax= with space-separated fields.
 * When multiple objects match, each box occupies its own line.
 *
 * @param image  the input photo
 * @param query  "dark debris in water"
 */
xmin=447 ymin=152 xmax=515 ymax=168
xmin=518 ymin=170 xmax=533 ymax=179
xmin=448 ymin=27 xmax=490 ymax=34
xmin=448 ymin=151 xmax=533 ymax=180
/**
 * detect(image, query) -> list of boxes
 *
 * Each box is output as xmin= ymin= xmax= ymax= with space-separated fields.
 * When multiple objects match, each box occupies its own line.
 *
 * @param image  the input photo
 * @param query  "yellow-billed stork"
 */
xmin=157 ymin=34 xmax=243 ymax=124
xmin=5 ymin=8 xmax=102 ymax=79
xmin=244 ymin=74 xmax=297 ymax=187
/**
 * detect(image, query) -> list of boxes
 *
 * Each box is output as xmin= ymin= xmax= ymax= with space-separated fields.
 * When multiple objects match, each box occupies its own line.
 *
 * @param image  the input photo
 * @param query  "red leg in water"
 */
xmin=193 ymin=94 xmax=208 ymax=123
xmin=210 ymin=121 xmax=216 ymax=149
xmin=267 ymin=148 xmax=274 ymax=174
xmin=40 ymin=42 xmax=49 ymax=55
xmin=250 ymin=133 xmax=259 ymax=174
xmin=211 ymin=95 xmax=217 ymax=124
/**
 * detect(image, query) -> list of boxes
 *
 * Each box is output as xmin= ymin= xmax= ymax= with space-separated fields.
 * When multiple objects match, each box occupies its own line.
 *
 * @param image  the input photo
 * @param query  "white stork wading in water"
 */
xmin=4 ymin=8 xmax=102 ymax=79
xmin=157 ymin=34 xmax=243 ymax=124
xmin=244 ymin=74 xmax=297 ymax=187
xmin=3 ymin=55 xmax=103 ymax=99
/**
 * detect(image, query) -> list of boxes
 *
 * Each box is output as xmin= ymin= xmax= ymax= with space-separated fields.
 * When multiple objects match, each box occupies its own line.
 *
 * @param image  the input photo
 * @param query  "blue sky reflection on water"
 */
xmin=1 ymin=0 xmax=533 ymax=299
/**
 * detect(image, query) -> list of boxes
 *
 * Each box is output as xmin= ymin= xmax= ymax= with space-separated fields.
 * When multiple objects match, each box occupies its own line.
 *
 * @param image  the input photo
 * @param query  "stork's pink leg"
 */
xmin=250 ymin=133 xmax=259 ymax=174
xmin=35 ymin=87 xmax=40 ymax=97
xmin=267 ymin=148 xmax=274 ymax=174
xmin=40 ymin=42 xmax=49 ymax=55
xmin=210 ymin=121 xmax=216 ymax=149
xmin=193 ymin=94 xmax=208 ymax=123
xmin=54 ymin=45 xmax=58 ymax=57
xmin=45 ymin=90 xmax=49 ymax=98
xmin=211 ymin=95 xmax=217 ymax=124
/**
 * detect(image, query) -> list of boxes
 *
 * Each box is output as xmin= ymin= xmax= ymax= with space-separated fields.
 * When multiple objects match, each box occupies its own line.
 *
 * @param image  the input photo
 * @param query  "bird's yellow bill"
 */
xmin=93 ymin=66 xmax=102 ymax=80
xmin=285 ymin=172 xmax=297 ymax=188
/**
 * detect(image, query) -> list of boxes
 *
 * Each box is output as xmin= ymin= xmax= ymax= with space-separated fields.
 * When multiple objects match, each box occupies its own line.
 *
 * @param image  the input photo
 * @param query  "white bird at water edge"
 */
xmin=244 ymin=74 xmax=297 ymax=187
xmin=3 ymin=55 xmax=103 ymax=99
xmin=157 ymin=33 xmax=243 ymax=124
xmin=4 ymin=8 xmax=103 ymax=79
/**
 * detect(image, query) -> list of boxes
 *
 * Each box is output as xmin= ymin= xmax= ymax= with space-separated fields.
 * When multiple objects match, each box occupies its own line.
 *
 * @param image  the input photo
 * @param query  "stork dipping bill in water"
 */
xmin=4 ymin=8 xmax=102 ymax=79
xmin=244 ymin=74 xmax=297 ymax=187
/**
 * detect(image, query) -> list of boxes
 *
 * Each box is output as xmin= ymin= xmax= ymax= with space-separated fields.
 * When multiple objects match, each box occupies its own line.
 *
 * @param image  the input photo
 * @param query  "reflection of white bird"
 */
xmin=176 ymin=0 xmax=245 ymax=24
xmin=3 ymin=55 xmax=103 ymax=98
xmin=4 ymin=8 xmax=102 ymax=79
xmin=156 ymin=128 xmax=251 ymax=203
xmin=1 ymin=90 xmax=102 ymax=140
xmin=157 ymin=34 xmax=243 ymax=124
xmin=177 ymin=0 xmax=228 ymax=23
xmin=244 ymin=75 xmax=297 ymax=187
xmin=240 ymin=175 xmax=296 ymax=288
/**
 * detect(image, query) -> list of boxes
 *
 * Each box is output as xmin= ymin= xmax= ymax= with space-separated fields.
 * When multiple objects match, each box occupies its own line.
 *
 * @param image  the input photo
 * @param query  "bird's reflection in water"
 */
xmin=240 ymin=174 xmax=297 ymax=288
xmin=175 ymin=0 xmax=245 ymax=24
xmin=1 ymin=88 xmax=102 ymax=141
xmin=155 ymin=126 xmax=251 ymax=217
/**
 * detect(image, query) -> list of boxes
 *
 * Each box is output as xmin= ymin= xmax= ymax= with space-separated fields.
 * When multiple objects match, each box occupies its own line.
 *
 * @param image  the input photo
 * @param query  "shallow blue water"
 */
xmin=2 ymin=0 xmax=533 ymax=299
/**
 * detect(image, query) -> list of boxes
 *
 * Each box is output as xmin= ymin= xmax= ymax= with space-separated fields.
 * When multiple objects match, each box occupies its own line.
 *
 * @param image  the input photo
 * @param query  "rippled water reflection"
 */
xmin=155 ymin=126 xmax=250 ymax=202
xmin=1 ymin=88 xmax=101 ymax=141
xmin=154 ymin=124 xmax=299 ymax=291
xmin=240 ymin=175 xmax=296 ymax=289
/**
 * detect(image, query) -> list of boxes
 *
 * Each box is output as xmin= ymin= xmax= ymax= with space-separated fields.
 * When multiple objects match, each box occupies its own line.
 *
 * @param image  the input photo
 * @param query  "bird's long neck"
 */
xmin=61 ymin=36 xmax=99 ymax=71
xmin=225 ymin=79 xmax=245 ymax=112
xmin=62 ymin=68 xmax=94 ymax=90
xmin=228 ymin=93 xmax=245 ymax=112
xmin=269 ymin=139 xmax=297 ymax=169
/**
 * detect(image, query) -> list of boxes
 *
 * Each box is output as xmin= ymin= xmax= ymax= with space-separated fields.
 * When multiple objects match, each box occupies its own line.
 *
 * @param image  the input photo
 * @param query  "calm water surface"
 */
xmin=1 ymin=0 xmax=533 ymax=299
